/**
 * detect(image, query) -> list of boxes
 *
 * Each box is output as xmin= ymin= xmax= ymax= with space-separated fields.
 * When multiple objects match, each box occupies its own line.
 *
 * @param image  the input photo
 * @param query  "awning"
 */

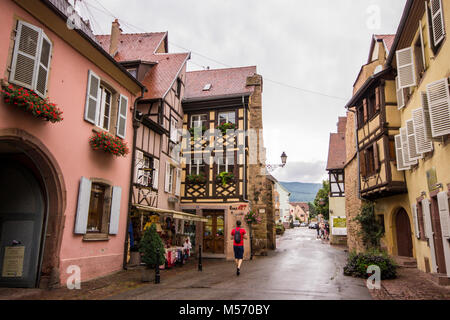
xmin=133 ymin=204 xmax=208 ymax=223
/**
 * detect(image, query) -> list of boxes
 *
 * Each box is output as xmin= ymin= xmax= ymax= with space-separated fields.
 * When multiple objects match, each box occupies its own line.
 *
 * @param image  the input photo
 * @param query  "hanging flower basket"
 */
xmin=245 ymin=210 xmax=261 ymax=225
xmin=89 ymin=131 xmax=129 ymax=157
xmin=217 ymin=172 xmax=235 ymax=186
xmin=217 ymin=122 xmax=236 ymax=135
xmin=1 ymin=85 xmax=63 ymax=123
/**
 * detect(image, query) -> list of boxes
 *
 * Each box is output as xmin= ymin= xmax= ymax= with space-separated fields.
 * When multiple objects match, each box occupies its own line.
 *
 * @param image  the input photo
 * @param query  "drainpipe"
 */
xmin=242 ymin=95 xmax=249 ymax=203
xmin=123 ymin=87 xmax=146 ymax=270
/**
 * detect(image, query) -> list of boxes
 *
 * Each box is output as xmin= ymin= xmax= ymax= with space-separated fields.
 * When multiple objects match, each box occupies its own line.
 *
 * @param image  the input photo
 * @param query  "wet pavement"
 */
xmin=108 ymin=227 xmax=372 ymax=300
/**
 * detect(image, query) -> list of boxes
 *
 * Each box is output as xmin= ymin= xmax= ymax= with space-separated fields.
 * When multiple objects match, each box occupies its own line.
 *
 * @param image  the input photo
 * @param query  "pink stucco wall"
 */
xmin=0 ymin=2 xmax=136 ymax=284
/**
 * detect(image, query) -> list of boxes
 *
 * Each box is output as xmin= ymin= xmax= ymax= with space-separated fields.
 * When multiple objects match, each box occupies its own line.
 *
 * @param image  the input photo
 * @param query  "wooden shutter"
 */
xmin=422 ymin=199 xmax=438 ymax=272
xmin=437 ymin=192 xmax=450 ymax=238
xmin=421 ymin=92 xmax=434 ymax=141
xmin=430 ymin=0 xmax=446 ymax=46
xmin=395 ymin=134 xmax=410 ymax=171
xmin=116 ymin=94 xmax=128 ymax=139
xmin=152 ymin=158 xmax=159 ymax=190
xmin=164 ymin=163 xmax=171 ymax=193
xmin=35 ymin=33 xmax=52 ymax=97
xmin=134 ymin=150 xmax=144 ymax=184
xmin=412 ymin=107 xmax=433 ymax=154
xmin=396 ymin=47 xmax=417 ymax=89
xmin=175 ymin=168 xmax=181 ymax=196
xmin=412 ymin=204 xmax=421 ymax=239
xmin=375 ymin=87 xmax=381 ymax=112
xmin=400 ymin=127 xmax=417 ymax=166
xmin=419 ymin=20 xmax=427 ymax=71
xmin=109 ymin=186 xmax=122 ymax=235
xmin=373 ymin=142 xmax=380 ymax=172
xmin=74 ymin=177 xmax=92 ymax=234
xmin=396 ymin=76 xmax=405 ymax=110
xmin=363 ymin=99 xmax=368 ymax=123
xmin=426 ymin=78 xmax=450 ymax=137
xmin=406 ymin=119 xmax=422 ymax=161
xmin=9 ymin=21 xmax=41 ymax=90
xmin=359 ymin=150 xmax=367 ymax=177
xmin=84 ymin=70 xmax=101 ymax=124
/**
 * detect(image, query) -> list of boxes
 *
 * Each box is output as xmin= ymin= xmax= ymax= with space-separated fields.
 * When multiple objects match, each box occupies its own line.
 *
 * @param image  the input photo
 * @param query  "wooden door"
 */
xmin=430 ymin=196 xmax=447 ymax=274
xmin=203 ymin=211 xmax=224 ymax=254
xmin=396 ymin=208 xmax=413 ymax=257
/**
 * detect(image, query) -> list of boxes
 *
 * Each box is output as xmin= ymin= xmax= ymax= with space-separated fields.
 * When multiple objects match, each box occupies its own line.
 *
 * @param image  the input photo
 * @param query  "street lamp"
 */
xmin=266 ymin=152 xmax=288 ymax=173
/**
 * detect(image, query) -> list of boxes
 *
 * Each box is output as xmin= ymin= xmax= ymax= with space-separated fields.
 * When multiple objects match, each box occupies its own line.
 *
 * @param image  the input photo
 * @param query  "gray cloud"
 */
xmin=271 ymin=161 xmax=327 ymax=183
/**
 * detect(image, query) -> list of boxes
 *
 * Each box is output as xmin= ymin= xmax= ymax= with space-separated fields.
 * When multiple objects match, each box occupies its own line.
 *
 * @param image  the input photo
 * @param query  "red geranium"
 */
xmin=89 ymin=131 xmax=129 ymax=157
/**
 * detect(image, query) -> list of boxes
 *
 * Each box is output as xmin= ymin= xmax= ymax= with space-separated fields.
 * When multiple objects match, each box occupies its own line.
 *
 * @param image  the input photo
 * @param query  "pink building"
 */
xmin=0 ymin=0 xmax=143 ymax=288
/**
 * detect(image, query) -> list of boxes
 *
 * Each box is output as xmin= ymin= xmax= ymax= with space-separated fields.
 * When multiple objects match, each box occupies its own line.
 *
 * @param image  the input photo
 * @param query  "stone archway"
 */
xmin=0 ymin=129 xmax=66 ymax=288
xmin=395 ymin=208 xmax=413 ymax=257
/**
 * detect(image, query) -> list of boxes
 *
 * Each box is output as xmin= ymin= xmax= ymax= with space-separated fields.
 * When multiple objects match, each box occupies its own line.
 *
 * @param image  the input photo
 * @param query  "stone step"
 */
xmin=428 ymin=273 xmax=450 ymax=286
xmin=393 ymin=256 xmax=417 ymax=268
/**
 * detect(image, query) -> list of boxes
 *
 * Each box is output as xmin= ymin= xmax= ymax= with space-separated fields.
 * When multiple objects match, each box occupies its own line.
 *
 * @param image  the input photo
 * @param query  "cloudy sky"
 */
xmin=75 ymin=0 xmax=407 ymax=183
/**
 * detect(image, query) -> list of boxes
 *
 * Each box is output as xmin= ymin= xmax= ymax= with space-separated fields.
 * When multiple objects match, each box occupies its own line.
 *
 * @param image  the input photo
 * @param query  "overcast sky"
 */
xmin=76 ymin=0 xmax=407 ymax=183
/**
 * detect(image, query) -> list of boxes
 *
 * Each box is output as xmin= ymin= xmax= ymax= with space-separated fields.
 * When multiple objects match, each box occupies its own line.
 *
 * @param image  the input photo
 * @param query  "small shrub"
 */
xmin=343 ymin=249 xmax=397 ymax=280
xmin=139 ymin=224 xmax=165 ymax=268
xmin=276 ymin=223 xmax=285 ymax=235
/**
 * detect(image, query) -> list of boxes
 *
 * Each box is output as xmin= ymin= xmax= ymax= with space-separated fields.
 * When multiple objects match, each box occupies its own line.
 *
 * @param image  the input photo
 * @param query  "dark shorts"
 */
xmin=233 ymin=245 xmax=244 ymax=259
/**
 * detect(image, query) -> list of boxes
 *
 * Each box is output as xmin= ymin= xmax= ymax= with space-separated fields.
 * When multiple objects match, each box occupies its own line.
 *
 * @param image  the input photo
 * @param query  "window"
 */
xmin=87 ymin=183 xmax=108 ymax=233
xmin=176 ymin=78 xmax=182 ymax=97
xmin=99 ymin=86 xmax=112 ymax=130
xmin=165 ymin=163 xmax=175 ymax=193
xmin=357 ymin=104 xmax=365 ymax=128
xmin=365 ymin=146 xmax=375 ymax=176
xmin=218 ymin=111 xmax=236 ymax=125
xmin=135 ymin=153 xmax=154 ymax=187
xmin=190 ymin=114 xmax=208 ymax=129
xmin=190 ymin=158 xmax=206 ymax=176
xmin=414 ymin=34 xmax=426 ymax=79
xmin=367 ymin=92 xmax=376 ymax=119
xmin=9 ymin=20 xmax=52 ymax=98
xmin=217 ymin=152 xmax=235 ymax=174
xmin=170 ymin=117 xmax=178 ymax=142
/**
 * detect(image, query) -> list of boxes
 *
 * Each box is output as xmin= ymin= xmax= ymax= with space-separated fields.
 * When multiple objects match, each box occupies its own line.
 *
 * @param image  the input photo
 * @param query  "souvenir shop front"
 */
xmin=128 ymin=205 xmax=207 ymax=268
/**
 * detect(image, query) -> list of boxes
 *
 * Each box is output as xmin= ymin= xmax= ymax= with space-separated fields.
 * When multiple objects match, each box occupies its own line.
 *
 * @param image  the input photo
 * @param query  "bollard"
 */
xmin=198 ymin=245 xmax=203 ymax=271
xmin=155 ymin=247 xmax=160 ymax=284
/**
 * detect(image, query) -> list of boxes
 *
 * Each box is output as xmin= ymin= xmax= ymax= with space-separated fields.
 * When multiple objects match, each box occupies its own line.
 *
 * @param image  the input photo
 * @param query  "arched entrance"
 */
xmin=395 ymin=208 xmax=413 ymax=257
xmin=0 ymin=129 xmax=66 ymax=288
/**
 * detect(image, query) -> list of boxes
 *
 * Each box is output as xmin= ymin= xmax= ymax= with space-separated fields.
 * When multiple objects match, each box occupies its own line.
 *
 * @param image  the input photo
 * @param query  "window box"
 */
xmin=1 ymin=84 xmax=63 ymax=123
xmin=89 ymin=131 xmax=129 ymax=157
xmin=186 ymin=174 xmax=207 ymax=184
xmin=217 ymin=172 xmax=235 ymax=186
xmin=217 ymin=122 xmax=236 ymax=135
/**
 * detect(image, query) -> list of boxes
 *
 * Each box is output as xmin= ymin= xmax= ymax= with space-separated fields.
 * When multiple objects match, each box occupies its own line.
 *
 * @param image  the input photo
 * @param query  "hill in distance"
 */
xmin=280 ymin=182 xmax=322 ymax=203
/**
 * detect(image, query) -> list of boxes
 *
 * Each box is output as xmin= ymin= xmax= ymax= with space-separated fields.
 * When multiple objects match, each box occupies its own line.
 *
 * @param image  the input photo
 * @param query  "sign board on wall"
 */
xmin=2 ymin=246 xmax=25 ymax=278
xmin=332 ymin=217 xmax=347 ymax=236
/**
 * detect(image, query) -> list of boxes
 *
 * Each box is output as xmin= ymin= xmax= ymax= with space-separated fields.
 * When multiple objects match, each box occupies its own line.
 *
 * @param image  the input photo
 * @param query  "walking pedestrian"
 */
xmin=316 ymin=223 xmax=320 ymax=238
xmin=231 ymin=220 xmax=247 ymax=276
xmin=325 ymin=223 xmax=330 ymax=241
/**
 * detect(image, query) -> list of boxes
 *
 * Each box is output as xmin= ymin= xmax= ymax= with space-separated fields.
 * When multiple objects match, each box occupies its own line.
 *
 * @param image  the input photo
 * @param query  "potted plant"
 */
xmin=245 ymin=210 xmax=262 ymax=225
xmin=89 ymin=131 xmax=129 ymax=157
xmin=217 ymin=122 xmax=236 ymax=135
xmin=186 ymin=174 xmax=207 ymax=184
xmin=128 ymin=245 xmax=141 ymax=266
xmin=1 ymin=85 xmax=63 ymax=123
xmin=217 ymin=172 xmax=235 ymax=186
xmin=139 ymin=224 xmax=166 ymax=282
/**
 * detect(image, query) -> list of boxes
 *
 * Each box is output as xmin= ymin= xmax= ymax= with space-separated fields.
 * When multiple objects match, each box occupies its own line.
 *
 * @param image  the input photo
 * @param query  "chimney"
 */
xmin=109 ymin=19 xmax=122 ymax=57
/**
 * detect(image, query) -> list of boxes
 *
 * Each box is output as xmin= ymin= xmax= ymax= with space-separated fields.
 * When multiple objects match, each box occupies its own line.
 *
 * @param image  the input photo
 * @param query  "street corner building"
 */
xmin=326 ymin=117 xmax=348 ymax=245
xmin=180 ymin=66 xmax=276 ymax=260
xmin=344 ymin=0 xmax=450 ymax=284
xmin=0 ymin=0 xmax=144 ymax=288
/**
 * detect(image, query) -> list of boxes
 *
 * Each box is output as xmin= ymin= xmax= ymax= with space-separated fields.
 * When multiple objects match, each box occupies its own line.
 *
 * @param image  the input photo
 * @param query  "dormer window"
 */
xmin=203 ymin=83 xmax=212 ymax=91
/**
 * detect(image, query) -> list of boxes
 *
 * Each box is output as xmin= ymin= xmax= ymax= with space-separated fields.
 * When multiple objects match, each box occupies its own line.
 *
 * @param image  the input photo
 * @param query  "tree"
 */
xmin=308 ymin=202 xmax=317 ymax=219
xmin=313 ymin=180 xmax=330 ymax=220
xmin=139 ymin=224 xmax=166 ymax=268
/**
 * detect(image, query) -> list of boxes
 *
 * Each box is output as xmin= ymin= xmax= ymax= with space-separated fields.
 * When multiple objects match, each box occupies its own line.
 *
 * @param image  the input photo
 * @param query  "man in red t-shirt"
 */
xmin=230 ymin=220 xmax=247 ymax=276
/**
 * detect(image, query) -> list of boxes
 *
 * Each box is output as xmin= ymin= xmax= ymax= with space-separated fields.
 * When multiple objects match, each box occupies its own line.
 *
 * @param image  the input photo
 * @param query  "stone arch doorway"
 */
xmin=395 ymin=208 xmax=413 ymax=257
xmin=0 ymin=129 xmax=66 ymax=288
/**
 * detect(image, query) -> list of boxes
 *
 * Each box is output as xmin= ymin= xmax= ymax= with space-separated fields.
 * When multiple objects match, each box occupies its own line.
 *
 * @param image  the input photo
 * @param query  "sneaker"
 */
xmin=236 ymin=268 xmax=240 ymax=276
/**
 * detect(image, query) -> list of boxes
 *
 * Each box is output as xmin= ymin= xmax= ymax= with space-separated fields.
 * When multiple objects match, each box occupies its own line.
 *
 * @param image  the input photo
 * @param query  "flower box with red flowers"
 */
xmin=89 ymin=131 xmax=129 ymax=157
xmin=1 ymin=85 xmax=63 ymax=123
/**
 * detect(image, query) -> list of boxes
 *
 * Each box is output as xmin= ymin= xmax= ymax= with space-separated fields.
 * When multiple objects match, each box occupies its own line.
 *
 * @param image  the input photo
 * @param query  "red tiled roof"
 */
xmin=184 ymin=66 xmax=257 ymax=101
xmin=96 ymin=32 xmax=167 ymax=61
xmin=141 ymin=53 xmax=190 ymax=99
xmin=374 ymin=34 xmax=395 ymax=54
xmin=326 ymin=133 xmax=346 ymax=170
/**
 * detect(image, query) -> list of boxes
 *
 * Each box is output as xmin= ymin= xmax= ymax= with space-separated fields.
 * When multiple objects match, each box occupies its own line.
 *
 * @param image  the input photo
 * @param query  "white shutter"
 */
xmin=152 ymin=158 xmax=159 ymax=190
xmin=419 ymin=21 xmax=427 ymax=71
xmin=116 ymin=94 xmax=128 ymax=139
xmin=421 ymin=92 xmax=434 ymax=141
xmin=74 ymin=177 xmax=92 ymax=234
xmin=396 ymin=47 xmax=417 ymax=89
xmin=437 ymin=192 xmax=450 ymax=238
xmin=396 ymin=76 xmax=405 ymax=110
xmin=427 ymin=78 xmax=450 ymax=137
xmin=406 ymin=119 xmax=422 ymax=161
xmin=134 ymin=150 xmax=144 ymax=184
xmin=84 ymin=70 xmax=101 ymax=124
xmin=109 ymin=186 xmax=122 ymax=235
xmin=35 ymin=32 xmax=52 ymax=97
xmin=164 ymin=163 xmax=171 ymax=193
xmin=170 ymin=118 xmax=178 ymax=142
xmin=431 ymin=0 xmax=446 ymax=46
xmin=9 ymin=21 xmax=41 ymax=90
xmin=175 ymin=168 xmax=181 ymax=196
xmin=400 ymin=127 xmax=417 ymax=166
xmin=395 ymin=134 xmax=410 ymax=171
xmin=422 ymin=199 xmax=438 ymax=273
xmin=412 ymin=203 xmax=420 ymax=239
xmin=413 ymin=108 xmax=434 ymax=154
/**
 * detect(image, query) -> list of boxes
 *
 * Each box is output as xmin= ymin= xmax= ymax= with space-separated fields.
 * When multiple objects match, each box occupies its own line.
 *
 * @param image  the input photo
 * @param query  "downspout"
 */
xmin=123 ymin=87 xmax=146 ymax=270
xmin=242 ymin=95 xmax=249 ymax=203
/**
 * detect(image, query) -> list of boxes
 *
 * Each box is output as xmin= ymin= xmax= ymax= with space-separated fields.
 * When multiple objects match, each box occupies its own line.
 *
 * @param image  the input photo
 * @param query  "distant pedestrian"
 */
xmin=231 ymin=220 xmax=247 ymax=276
xmin=325 ymin=223 xmax=330 ymax=240
xmin=316 ymin=223 xmax=320 ymax=238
